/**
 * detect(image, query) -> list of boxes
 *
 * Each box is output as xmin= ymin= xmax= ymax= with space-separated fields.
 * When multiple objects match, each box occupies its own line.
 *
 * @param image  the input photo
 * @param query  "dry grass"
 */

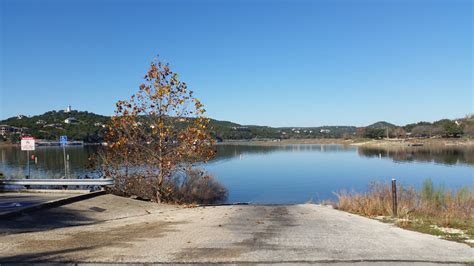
xmin=336 ymin=182 xmax=417 ymax=217
xmin=335 ymin=179 xmax=474 ymax=245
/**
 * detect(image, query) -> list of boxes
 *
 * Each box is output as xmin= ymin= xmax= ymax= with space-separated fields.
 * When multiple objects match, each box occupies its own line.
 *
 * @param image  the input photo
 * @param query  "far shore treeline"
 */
xmin=0 ymin=110 xmax=473 ymax=143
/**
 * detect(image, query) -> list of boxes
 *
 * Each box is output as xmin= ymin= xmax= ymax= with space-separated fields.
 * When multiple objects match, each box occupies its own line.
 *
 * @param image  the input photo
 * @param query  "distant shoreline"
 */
xmin=220 ymin=138 xmax=474 ymax=147
xmin=353 ymin=138 xmax=474 ymax=148
xmin=219 ymin=138 xmax=355 ymax=145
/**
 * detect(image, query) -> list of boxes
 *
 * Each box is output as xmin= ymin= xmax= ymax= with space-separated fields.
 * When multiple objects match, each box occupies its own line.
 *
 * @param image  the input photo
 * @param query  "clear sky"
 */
xmin=0 ymin=0 xmax=472 ymax=127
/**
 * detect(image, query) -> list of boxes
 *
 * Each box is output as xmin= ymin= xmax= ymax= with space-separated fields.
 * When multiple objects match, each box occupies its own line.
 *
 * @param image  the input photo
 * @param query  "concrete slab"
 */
xmin=0 ymin=194 xmax=472 ymax=264
xmin=0 ymin=192 xmax=82 ymax=216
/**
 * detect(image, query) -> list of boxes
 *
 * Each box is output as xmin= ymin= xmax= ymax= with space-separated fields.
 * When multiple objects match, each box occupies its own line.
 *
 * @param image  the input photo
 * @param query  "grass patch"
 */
xmin=396 ymin=220 xmax=445 ymax=236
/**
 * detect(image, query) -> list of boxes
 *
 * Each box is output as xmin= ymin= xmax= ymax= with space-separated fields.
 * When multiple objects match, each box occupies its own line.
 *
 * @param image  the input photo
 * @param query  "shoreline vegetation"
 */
xmin=334 ymin=179 xmax=474 ymax=247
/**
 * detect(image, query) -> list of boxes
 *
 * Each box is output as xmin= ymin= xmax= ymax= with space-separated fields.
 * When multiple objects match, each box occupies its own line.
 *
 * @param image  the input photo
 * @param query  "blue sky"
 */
xmin=0 ymin=0 xmax=472 ymax=127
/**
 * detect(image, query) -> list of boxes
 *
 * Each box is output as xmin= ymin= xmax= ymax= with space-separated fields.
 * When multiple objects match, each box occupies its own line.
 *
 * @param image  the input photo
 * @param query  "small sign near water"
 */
xmin=60 ymin=135 xmax=68 ymax=146
xmin=20 ymin=137 xmax=35 ymax=151
xmin=20 ymin=137 xmax=35 ymax=178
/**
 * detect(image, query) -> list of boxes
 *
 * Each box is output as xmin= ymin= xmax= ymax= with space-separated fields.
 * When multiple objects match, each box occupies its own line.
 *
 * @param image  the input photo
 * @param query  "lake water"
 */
xmin=0 ymin=144 xmax=473 ymax=204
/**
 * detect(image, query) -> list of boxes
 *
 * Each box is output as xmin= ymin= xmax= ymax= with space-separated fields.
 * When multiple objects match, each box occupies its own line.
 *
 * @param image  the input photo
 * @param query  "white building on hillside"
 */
xmin=64 ymin=117 xmax=78 ymax=124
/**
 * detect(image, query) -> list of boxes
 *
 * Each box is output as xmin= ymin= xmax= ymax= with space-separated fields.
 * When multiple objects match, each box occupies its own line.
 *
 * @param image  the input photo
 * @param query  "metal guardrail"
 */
xmin=0 ymin=178 xmax=114 ymax=186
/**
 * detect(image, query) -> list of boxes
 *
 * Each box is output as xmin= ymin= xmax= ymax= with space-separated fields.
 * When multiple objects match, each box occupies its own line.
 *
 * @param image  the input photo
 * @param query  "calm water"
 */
xmin=0 ymin=144 xmax=473 ymax=204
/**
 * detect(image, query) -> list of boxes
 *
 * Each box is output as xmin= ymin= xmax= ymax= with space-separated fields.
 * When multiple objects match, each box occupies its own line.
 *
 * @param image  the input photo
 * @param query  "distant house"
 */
xmin=65 ymin=105 xmax=73 ymax=113
xmin=94 ymin=122 xmax=106 ymax=128
xmin=17 ymin=115 xmax=27 ymax=120
xmin=64 ymin=117 xmax=79 ymax=124
xmin=45 ymin=123 xmax=63 ymax=128
xmin=0 ymin=125 xmax=12 ymax=136
xmin=36 ymin=120 xmax=46 ymax=125
xmin=0 ymin=125 xmax=21 ymax=136
xmin=231 ymin=126 xmax=250 ymax=131
xmin=320 ymin=129 xmax=331 ymax=134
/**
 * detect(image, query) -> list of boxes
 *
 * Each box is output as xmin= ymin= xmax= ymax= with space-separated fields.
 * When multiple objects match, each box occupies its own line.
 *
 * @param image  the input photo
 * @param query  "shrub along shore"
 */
xmin=334 ymin=179 xmax=474 ymax=247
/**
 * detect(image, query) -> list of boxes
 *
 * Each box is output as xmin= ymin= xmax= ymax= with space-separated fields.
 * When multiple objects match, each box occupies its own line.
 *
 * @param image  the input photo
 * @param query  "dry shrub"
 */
xmin=109 ymin=167 xmax=227 ymax=204
xmin=108 ymin=172 xmax=159 ymax=201
xmin=165 ymin=168 xmax=228 ymax=204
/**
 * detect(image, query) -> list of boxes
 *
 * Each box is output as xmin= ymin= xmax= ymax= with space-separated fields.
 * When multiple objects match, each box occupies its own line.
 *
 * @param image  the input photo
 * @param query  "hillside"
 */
xmin=367 ymin=121 xmax=398 ymax=129
xmin=0 ymin=110 xmax=109 ymax=142
xmin=0 ymin=110 xmax=360 ymax=142
xmin=1 ymin=110 xmax=472 ymax=142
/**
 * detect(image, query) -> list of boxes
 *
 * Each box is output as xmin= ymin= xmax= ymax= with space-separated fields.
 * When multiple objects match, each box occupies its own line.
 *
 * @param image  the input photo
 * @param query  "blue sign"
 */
xmin=60 ymin=135 xmax=68 ymax=146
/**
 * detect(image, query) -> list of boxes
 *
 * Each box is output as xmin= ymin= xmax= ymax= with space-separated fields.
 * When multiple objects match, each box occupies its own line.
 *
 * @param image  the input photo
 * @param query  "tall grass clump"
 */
xmin=335 ymin=182 xmax=416 ymax=217
xmin=335 ymin=179 xmax=473 ymax=230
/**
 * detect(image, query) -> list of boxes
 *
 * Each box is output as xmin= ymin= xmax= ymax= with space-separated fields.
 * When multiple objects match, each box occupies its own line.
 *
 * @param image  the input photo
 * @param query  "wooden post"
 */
xmin=392 ymin=178 xmax=398 ymax=218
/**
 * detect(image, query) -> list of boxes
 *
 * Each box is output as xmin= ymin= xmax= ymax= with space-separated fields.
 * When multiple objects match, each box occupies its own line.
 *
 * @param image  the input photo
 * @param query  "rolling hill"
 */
xmin=0 ymin=110 xmax=470 ymax=142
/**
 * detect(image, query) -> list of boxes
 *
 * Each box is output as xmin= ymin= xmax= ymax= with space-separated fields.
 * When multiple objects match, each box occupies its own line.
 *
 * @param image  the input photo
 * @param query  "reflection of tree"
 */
xmin=4 ymin=144 xmax=471 ymax=179
xmin=212 ymin=144 xmax=355 ymax=163
xmin=358 ymin=146 xmax=474 ymax=166
xmin=0 ymin=145 xmax=357 ymax=177
xmin=0 ymin=146 xmax=98 ymax=178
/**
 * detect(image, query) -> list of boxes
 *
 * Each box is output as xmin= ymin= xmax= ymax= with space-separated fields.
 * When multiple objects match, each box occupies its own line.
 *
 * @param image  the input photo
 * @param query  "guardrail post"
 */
xmin=391 ymin=178 xmax=398 ymax=218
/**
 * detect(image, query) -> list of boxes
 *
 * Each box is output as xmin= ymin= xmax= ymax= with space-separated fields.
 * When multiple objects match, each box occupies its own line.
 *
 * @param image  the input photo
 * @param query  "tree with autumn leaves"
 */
xmin=99 ymin=57 xmax=226 ymax=203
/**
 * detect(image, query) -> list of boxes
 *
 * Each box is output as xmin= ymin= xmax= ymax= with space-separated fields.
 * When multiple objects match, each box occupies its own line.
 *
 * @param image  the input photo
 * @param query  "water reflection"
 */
xmin=0 ymin=144 xmax=472 ymax=203
xmin=1 ymin=144 xmax=472 ymax=178
xmin=213 ymin=144 xmax=355 ymax=163
xmin=0 ymin=146 xmax=97 ymax=179
xmin=358 ymin=146 xmax=474 ymax=166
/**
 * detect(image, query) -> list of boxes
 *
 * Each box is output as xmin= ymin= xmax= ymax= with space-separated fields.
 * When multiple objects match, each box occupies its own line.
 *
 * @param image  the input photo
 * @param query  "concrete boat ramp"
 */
xmin=0 ymin=193 xmax=472 ymax=264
